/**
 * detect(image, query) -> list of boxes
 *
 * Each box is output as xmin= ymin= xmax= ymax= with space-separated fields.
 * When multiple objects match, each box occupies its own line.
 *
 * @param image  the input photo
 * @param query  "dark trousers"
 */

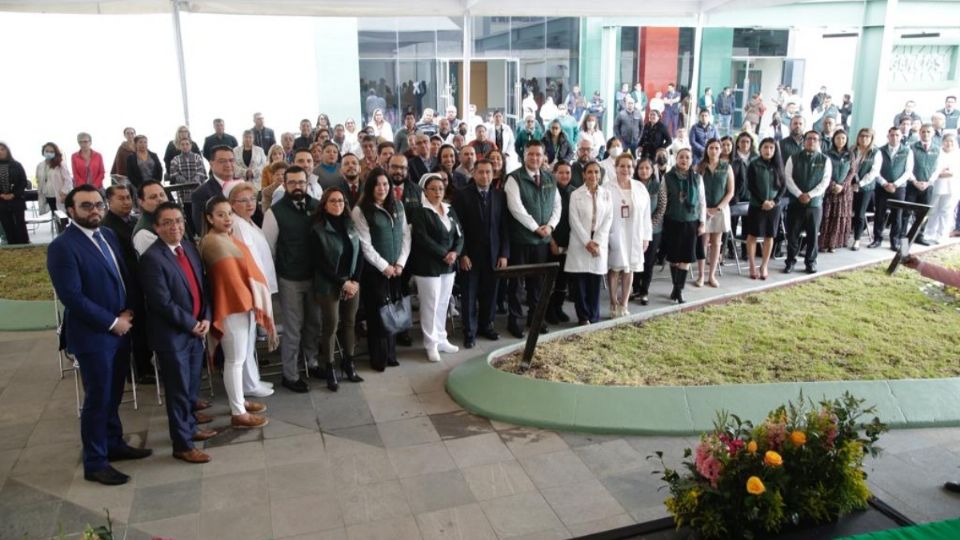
xmin=75 ymin=341 xmax=131 ymax=473
xmin=156 ymin=339 xmax=202 ymax=453
xmin=786 ymin=204 xmax=823 ymax=266
xmin=548 ymin=252 xmax=569 ymax=316
xmin=873 ymin=186 xmax=906 ymax=243
xmin=571 ymin=273 xmax=602 ymax=323
xmin=507 ymin=242 xmax=550 ymax=327
xmin=0 ymin=207 xmax=29 ymax=244
xmin=460 ymin=252 xmax=499 ymax=339
xmin=361 ymin=268 xmax=399 ymax=370
xmin=902 ymin=183 xmax=934 ymax=239
xmin=636 ymin=232 xmax=663 ymax=294
xmin=852 ymin=189 xmax=874 ymax=241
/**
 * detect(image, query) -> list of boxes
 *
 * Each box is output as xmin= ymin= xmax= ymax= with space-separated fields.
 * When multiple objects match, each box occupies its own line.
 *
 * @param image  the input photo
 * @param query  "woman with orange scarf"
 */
xmin=199 ymin=195 xmax=278 ymax=429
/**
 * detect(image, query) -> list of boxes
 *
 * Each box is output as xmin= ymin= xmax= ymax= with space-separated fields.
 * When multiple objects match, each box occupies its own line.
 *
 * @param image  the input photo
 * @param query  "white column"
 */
xmin=600 ymin=25 xmax=618 ymax=137
xmin=462 ymin=11 xmax=472 ymax=121
xmin=688 ymin=12 xmax=705 ymax=130
xmin=171 ymin=0 xmax=190 ymax=125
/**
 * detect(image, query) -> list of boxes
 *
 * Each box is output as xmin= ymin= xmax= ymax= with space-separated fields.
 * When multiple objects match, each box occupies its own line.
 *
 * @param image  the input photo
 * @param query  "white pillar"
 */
xmin=600 ymin=25 xmax=618 ymax=137
xmin=171 ymin=0 xmax=190 ymax=125
xmin=688 ymin=12 xmax=704 ymax=130
xmin=462 ymin=12 xmax=472 ymax=122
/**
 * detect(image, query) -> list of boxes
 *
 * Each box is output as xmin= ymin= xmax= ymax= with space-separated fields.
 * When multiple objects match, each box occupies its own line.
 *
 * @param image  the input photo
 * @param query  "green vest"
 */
xmin=880 ymin=144 xmax=910 ymax=184
xmin=702 ymin=161 xmax=730 ymax=207
xmin=273 ymin=195 xmax=318 ymax=281
xmin=747 ymin=159 xmax=780 ymax=207
xmin=826 ymin=150 xmax=851 ymax=185
xmin=912 ymin=141 xmax=940 ymax=182
xmin=789 ymin=151 xmax=827 ymax=208
xmin=508 ymin=168 xmax=558 ymax=246
xmin=664 ymin=169 xmax=702 ymax=223
xmin=780 ymin=136 xmax=803 ymax=164
xmin=363 ymin=203 xmax=405 ymax=265
xmin=643 ymin=176 xmax=663 ymax=234
xmin=856 ymin=148 xmax=879 ymax=192
xmin=310 ymin=219 xmax=360 ymax=296
xmin=133 ymin=210 xmax=155 ymax=237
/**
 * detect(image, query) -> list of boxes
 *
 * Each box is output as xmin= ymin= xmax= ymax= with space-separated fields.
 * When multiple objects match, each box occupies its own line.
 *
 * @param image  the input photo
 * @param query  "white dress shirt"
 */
xmin=503 ymin=168 xmax=562 ymax=234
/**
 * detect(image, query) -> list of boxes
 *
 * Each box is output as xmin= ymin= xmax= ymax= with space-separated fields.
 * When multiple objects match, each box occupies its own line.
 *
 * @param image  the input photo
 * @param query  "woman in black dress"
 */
xmin=744 ymin=138 xmax=786 ymax=279
xmin=661 ymin=148 xmax=706 ymax=303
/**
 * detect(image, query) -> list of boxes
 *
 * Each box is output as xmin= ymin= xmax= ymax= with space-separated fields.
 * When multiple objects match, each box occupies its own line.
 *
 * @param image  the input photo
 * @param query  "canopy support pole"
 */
xmin=462 ymin=11 xmax=472 ymax=125
xmin=171 ymin=0 xmax=190 ymax=125
xmin=688 ymin=11 xmax=704 ymax=130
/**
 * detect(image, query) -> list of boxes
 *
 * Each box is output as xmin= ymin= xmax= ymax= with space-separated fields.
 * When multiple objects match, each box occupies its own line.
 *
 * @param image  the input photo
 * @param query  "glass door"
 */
xmin=506 ymin=59 xmax=521 ymax=129
xmin=437 ymin=58 xmax=460 ymax=116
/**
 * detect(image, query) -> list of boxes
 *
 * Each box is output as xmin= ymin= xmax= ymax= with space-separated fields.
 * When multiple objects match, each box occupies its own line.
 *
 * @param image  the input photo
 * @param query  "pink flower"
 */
xmin=694 ymin=439 xmax=724 ymax=487
xmin=765 ymin=421 xmax=787 ymax=451
xmin=719 ymin=433 xmax=745 ymax=456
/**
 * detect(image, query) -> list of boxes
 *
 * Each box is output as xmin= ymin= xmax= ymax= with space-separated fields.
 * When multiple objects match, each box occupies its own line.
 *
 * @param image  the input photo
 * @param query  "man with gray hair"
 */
xmin=570 ymin=138 xmax=597 ymax=188
xmin=614 ymin=96 xmax=643 ymax=157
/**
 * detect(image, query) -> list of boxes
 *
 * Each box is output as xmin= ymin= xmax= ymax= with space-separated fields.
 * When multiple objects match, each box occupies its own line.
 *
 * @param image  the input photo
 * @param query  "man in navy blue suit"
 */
xmin=47 ymin=185 xmax=153 ymax=486
xmin=139 ymin=202 xmax=215 ymax=464
xmin=452 ymin=160 xmax=509 ymax=349
xmin=189 ymin=145 xmax=233 ymax=235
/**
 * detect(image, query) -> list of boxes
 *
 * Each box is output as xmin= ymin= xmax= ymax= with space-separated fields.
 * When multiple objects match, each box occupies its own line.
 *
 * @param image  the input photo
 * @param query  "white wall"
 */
xmin=788 ymin=28 xmax=858 ymax=111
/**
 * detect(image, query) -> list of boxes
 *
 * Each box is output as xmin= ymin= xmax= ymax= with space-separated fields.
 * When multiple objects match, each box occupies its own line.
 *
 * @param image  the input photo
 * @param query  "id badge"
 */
xmin=620 ymin=205 xmax=630 ymax=219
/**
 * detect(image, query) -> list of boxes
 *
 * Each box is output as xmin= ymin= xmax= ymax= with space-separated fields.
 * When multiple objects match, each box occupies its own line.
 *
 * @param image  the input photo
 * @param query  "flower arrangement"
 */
xmin=653 ymin=392 xmax=887 ymax=539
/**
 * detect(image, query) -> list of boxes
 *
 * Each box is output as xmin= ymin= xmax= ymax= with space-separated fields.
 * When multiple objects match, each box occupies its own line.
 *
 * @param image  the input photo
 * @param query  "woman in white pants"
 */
xmin=605 ymin=153 xmax=652 ymax=317
xmin=409 ymin=174 xmax=464 ymax=362
xmin=225 ymin=181 xmax=277 ymax=397
xmin=924 ymin=134 xmax=958 ymax=243
xmin=199 ymin=196 xmax=278 ymax=429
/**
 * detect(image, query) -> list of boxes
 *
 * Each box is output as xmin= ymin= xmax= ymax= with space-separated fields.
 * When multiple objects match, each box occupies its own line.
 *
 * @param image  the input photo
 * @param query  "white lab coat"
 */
xmin=604 ymin=178 xmax=653 ymax=272
xmin=234 ymin=145 xmax=267 ymax=184
xmin=564 ymin=185 xmax=614 ymax=275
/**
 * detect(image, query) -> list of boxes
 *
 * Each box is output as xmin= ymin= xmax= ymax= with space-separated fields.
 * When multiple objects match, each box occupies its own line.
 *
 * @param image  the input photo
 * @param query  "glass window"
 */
xmin=397 ymin=60 xmax=437 ymax=118
xmin=620 ymin=27 xmax=639 ymax=90
xmin=546 ymin=18 xmax=580 ymax=104
xmin=359 ymin=60 xmax=399 ymax=125
xmin=733 ymin=29 xmax=789 ymax=57
xmin=473 ymin=16 xmax=510 ymax=57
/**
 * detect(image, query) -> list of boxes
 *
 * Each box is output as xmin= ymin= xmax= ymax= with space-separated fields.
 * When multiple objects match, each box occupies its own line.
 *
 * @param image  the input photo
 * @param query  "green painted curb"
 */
xmin=0 ymin=299 xmax=57 ymax=331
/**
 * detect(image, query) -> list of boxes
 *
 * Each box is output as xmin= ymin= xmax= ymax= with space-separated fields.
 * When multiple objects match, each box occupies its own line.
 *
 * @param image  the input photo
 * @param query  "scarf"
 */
xmin=199 ymin=233 xmax=279 ymax=356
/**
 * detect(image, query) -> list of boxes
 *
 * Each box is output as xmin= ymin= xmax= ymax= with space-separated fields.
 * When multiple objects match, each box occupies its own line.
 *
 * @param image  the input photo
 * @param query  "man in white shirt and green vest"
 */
xmin=503 ymin=140 xmax=562 ymax=338
xmin=905 ymin=124 xmax=941 ymax=246
xmin=870 ymin=128 xmax=914 ymax=251
xmin=783 ymin=130 xmax=832 ymax=274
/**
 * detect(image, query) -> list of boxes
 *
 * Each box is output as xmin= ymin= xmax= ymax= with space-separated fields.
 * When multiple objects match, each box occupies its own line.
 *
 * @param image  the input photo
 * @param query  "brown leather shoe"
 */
xmin=192 ymin=428 xmax=220 ymax=442
xmin=194 ymin=412 xmax=214 ymax=424
xmin=173 ymin=448 xmax=211 ymax=463
xmin=195 ymin=399 xmax=212 ymax=411
xmin=231 ymin=414 xmax=269 ymax=429
xmin=243 ymin=401 xmax=267 ymax=414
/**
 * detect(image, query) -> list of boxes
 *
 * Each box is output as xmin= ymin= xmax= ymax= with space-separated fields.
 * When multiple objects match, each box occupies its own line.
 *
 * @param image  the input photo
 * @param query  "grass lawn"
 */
xmin=0 ymin=245 xmax=51 ymax=301
xmin=496 ymin=246 xmax=960 ymax=386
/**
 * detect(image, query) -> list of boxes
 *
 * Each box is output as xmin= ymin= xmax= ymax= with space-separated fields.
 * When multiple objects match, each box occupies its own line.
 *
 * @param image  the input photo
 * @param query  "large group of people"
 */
xmin=8 ymin=83 xmax=953 ymax=485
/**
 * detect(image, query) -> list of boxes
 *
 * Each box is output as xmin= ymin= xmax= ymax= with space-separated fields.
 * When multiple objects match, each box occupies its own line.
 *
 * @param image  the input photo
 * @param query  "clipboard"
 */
xmin=886 ymin=200 xmax=932 ymax=275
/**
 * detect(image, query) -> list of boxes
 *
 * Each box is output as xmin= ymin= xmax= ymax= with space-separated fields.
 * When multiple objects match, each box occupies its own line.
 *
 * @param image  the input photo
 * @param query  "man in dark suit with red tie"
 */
xmin=139 ymin=202 xmax=215 ymax=464
xmin=47 ymin=185 xmax=153 ymax=485
xmin=452 ymin=160 xmax=509 ymax=349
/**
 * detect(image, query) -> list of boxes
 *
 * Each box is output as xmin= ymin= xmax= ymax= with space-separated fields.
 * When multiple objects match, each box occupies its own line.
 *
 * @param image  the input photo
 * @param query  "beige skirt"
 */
xmin=703 ymin=205 xmax=730 ymax=234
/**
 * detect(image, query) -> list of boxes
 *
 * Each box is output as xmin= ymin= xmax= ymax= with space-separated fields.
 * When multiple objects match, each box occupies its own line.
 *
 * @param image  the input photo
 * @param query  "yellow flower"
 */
xmin=790 ymin=431 xmax=807 ymax=446
xmin=746 ymin=476 xmax=766 ymax=495
xmin=764 ymin=450 xmax=783 ymax=467
xmin=747 ymin=440 xmax=758 ymax=454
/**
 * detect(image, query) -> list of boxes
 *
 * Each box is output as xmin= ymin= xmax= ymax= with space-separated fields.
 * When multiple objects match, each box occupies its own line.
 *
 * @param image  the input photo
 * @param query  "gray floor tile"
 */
xmin=518 ymin=449 xmax=595 ymax=489
xmin=200 ymin=469 xmax=268 ymax=513
xmin=399 ymin=469 xmax=476 ymax=514
xmin=264 ymin=432 xmax=327 ymax=465
xmin=499 ymin=428 xmax=569 ymax=459
xmin=129 ymin=477 xmax=201 ymax=523
xmin=366 ymin=394 xmax=426 ymax=423
xmin=267 ymin=461 xmax=335 ymax=501
xmin=444 ymin=432 xmax=515 ymax=469
xmin=316 ymin=396 xmax=376 ymax=430
xmin=199 ymin=501 xmax=273 ymax=540
xmin=388 ymin=441 xmax=457 ymax=479
xmin=376 ymin=417 xmax=441 ymax=448
xmin=271 ymin=491 xmax=344 ymax=538
xmin=429 ymin=411 xmax=494 ymax=440
xmin=325 ymin=424 xmax=385 ymax=449
xmin=415 ymin=502 xmax=497 ymax=540
xmin=0 ymin=499 xmax=61 ymax=540
xmin=462 ymin=460 xmax=537 ymax=502
xmin=200 ymin=440 xmax=266 ymax=478
xmin=600 ymin=470 xmax=669 ymax=522
xmin=574 ymin=439 xmax=650 ymax=479
xmin=540 ymin=478 xmax=626 ymax=527
xmin=345 ymin=515 xmax=421 ymax=540
xmin=339 ymin=479 xmax=412 ymax=525
xmin=131 ymin=512 xmax=200 ymax=540
xmin=478 ymin=491 xmax=567 ymax=539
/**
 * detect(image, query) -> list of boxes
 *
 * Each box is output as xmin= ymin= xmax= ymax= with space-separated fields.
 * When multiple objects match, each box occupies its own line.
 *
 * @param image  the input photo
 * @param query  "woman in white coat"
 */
xmin=234 ymin=130 xmax=268 ymax=184
xmin=565 ymin=161 xmax=613 ymax=325
xmin=367 ymin=108 xmax=393 ymax=142
xmin=35 ymin=142 xmax=73 ymax=215
xmin=605 ymin=153 xmax=652 ymax=318
xmin=924 ymin=133 xmax=959 ymax=243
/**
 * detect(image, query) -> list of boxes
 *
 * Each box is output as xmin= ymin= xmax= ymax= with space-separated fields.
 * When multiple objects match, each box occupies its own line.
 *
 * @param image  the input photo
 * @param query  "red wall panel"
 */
xmin=638 ymin=27 xmax=679 ymax=106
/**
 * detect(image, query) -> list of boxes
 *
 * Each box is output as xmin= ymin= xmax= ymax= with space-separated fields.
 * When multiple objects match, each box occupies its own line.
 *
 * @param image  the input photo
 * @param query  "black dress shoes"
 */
xmin=463 ymin=338 xmax=476 ymax=349
xmin=478 ymin=328 xmax=500 ymax=341
xmin=915 ymin=238 xmax=930 ymax=246
xmin=396 ymin=332 xmax=413 ymax=347
xmin=282 ymin=377 xmax=309 ymax=393
xmin=805 ymin=264 xmax=818 ymax=274
xmin=108 ymin=446 xmax=153 ymax=462
xmin=507 ymin=324 xmax=525 ymax=339
xmin=135 ymin=374 xmax=157 ymax=385
xmin=783 ymin=262 xmax=795 ymax=274
xmin=85 ymin=466 xmax=129 ymax=485
xmin=386 ymin=357 xmax=400 ymax=367
xmin=307 ymin=365 xmax=327 ymax=379
xmin=867 ymin=239 xmax=882 ymax=249
xmin=944 ymin=481 xmax=960 ymax=493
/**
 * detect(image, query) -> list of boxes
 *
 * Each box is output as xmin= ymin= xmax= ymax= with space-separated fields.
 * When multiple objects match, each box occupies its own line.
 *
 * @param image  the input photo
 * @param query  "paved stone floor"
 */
xmin=3 ymin=240 xmax=960 ymax=539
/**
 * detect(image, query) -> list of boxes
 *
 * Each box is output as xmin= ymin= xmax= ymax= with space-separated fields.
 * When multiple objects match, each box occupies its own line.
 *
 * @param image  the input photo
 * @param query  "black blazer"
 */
xmin=452 ymin=183 xmax=510 ymax=268
xmin=189 ymin=179 xmax=224 ymax=236
xmin=138 ymin=239 xmax=210 ymax=352
xmin=125 ymin=152 xmax=163 ymax=188
xmin=408 ymin=204 xmax=464 ymax=277
xmin=407 ymin=155 xmax=431 ymax=185
xmin=101 ymin=211 xmax=139 ymax=279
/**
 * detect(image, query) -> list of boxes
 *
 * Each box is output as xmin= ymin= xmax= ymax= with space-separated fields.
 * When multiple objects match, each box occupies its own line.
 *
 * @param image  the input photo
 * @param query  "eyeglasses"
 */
xmin=286 ymin=180 xmax=308 ymax=187
xmin=77 ymin=202 xmax=105 ymax=211
xmin=79 ymin=140 xmax=91 ymax=144
xmin=233 ymin=197 xmax=256 ymax=205
xmin=158 ymin=218 xmax=185 ymax=227
xmin=327 ymin=199 xmax=346 ymax=204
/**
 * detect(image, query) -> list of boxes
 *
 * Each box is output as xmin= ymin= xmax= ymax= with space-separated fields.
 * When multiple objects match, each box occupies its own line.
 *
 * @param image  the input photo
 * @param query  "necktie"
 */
xmin=350 ymin=184 xmax=358 ymax=200
xmin=479 ymin=189 xmax=488 ymax=212
xmin=295 ymin=201 xmax=305 ymax=213
xmin=394 ymin=186 xmax=403 ymax=202
xmin=175 ymin=246 xmax=202 ymax=320
xmin=533 ymin=174 xmax=541 ymax=188
xmin=92 ymin=230 xmax=124 ymax=296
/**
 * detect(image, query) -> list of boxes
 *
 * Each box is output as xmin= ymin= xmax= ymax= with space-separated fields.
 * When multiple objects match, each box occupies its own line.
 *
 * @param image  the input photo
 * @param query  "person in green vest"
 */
xmin=514 ymin=115 xmax=544 ymax=157
xmin=633 ymin=157 xmax=667 ymax=305
xmin=818 ymin=130 xmax=854 ymax=253
xmin=132 ymin=180 xmax=169 ymax=256
xmin=849 ymin=128 xmax=882 ymax=251
xmin=662 ymin=148 xmax=706 ymax=304
xmin=869 ymin=128 xmax=914 ymax=251
xmin=695 ymin=139 xmax=735 ymax=287
xmin=631 ymin=83 xmax=648 ymax=114
xmin=547 ymin=161 xmax=576 ymax=325
xmin=262 ymin=165 xmax=322 ymax=393
xmin=409 ymin=174 xmax=464 ymax=363
xmin=783 ymin=131 xmax=832 ymax=274
xmin=351 ymin=167 xmax=411 ymax=371
xmin=744 ymin=138 xmax=786 ymax=280
xmin=504 ymin=140 xmax=562 ymax=338
xmin=779 ymin=115 xmax=805 ymax=166
xmin=905 ymin=124 xmax=941 ymax=245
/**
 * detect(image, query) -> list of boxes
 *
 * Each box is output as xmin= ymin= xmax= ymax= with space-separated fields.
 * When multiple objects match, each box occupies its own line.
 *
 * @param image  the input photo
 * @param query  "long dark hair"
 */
xmin=357 ymin=167 xmax=397 ymax=217
xmin=696 ymin=138 xmax=722 ymax=176
xmin=313 ymin=186 xmax=352 ymax=227
xmin=757 ymin=137 xmax=785 ymax=188
xmin=830 ymin=130 xmax=850 ymax=157
xmin=0 ymin=142 xmax=13 ymax=162
xmin=41 ymin=142 xmax=64 ymax=168
xmin=203 ymin=194 xmax=231 ymax=236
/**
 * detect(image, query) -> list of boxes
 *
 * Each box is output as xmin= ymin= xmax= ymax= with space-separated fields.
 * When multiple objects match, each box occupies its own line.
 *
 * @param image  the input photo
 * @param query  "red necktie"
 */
xmin=533 ymin=173 xmax=541 ymax=188
xmin=351 ymin=184 xmax=358 ymax=200
xmin=394 ymin=186 xmax=403 ymax=201
xmin=175 ymin=246 xmax=202 ymax=320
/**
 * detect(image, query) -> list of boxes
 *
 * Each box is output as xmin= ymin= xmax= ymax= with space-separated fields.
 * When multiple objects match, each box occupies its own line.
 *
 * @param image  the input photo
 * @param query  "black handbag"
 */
xmin=379 ymin=293 xmax=412 ymax=335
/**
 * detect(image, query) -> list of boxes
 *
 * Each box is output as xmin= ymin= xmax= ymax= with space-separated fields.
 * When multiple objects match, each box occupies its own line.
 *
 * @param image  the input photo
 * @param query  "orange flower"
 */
xmin=764 ymin=450 xmax=783 ymax=467
xmin=790 ymin=431 xmax=807 ymax=446
xmin=746 ymin=476 xmax=766 ymax=495
xmin=747 ymin=440 xmax=758 ymax=454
